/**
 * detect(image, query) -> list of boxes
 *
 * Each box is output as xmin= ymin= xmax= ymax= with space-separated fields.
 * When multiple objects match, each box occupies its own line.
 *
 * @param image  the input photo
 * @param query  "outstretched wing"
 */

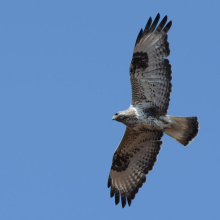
xmin=130 ymin=14 xmax=172 ymax=115
xmin=108 ymin=127 xmax=163 ymax=208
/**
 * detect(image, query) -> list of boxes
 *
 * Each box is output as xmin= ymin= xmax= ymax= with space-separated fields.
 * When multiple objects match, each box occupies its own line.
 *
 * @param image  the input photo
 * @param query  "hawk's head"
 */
xmin=112 ymin=110 xmax=138 ymax=127
xmin=112 ymin=112 xmax=124 ymax=122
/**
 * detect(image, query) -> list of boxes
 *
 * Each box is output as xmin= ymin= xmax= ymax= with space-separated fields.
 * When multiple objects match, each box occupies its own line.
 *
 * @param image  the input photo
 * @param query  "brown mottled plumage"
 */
xmin=108 ymin=14 xmax=199 ymax=208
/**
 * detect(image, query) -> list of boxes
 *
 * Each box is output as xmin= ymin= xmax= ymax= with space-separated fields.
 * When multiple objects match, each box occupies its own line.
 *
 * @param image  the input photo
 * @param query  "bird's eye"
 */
xmin=115 ymin=113 xmax=118 ymax=116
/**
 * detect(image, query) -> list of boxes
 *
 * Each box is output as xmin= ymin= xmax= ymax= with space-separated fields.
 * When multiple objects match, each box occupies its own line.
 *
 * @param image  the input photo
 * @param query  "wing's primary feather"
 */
xmin=130 ymin=14 xmax=172 ymax=115
xmin=108 ymin=127 xmax=163 ymax=208
xmin=148 ymin=13 xmax=160 ymax=33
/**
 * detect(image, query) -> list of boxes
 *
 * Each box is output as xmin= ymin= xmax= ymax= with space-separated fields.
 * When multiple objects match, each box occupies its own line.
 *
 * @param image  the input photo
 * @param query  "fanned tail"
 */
xmin=164 ymin=116 xmax=199 ymax=146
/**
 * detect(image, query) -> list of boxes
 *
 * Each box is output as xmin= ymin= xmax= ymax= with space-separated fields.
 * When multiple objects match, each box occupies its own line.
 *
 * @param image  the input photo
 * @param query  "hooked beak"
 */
xmin=112 ymin=115 xmax=118 ymax=120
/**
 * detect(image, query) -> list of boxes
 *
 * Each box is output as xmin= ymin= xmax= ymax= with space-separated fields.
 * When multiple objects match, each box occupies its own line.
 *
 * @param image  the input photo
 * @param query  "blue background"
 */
xmin=0 ymin=0 xmax=219 ymax=219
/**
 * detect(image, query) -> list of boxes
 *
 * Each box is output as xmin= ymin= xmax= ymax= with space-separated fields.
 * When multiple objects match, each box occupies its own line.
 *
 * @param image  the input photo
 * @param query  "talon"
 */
xmin=167 ymin=122 xmax=172 ymax=128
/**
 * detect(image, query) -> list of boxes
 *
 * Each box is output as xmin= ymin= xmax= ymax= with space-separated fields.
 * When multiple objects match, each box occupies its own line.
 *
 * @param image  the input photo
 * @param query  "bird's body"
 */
xmin=113 ymin=106 xmax=172 ymax=131
xmin=108 ymin=14 xmax=199 ymax=208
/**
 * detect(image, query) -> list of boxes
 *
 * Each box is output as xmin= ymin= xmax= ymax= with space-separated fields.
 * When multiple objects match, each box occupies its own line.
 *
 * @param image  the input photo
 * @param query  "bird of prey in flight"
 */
xmin=107 ymin=13 xmax=199 ymax=208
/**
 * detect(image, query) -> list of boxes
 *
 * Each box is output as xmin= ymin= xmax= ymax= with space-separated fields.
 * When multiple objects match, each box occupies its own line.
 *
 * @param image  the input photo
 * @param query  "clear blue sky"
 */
xmin=0 ymin=0 xmax=219 ymax=219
